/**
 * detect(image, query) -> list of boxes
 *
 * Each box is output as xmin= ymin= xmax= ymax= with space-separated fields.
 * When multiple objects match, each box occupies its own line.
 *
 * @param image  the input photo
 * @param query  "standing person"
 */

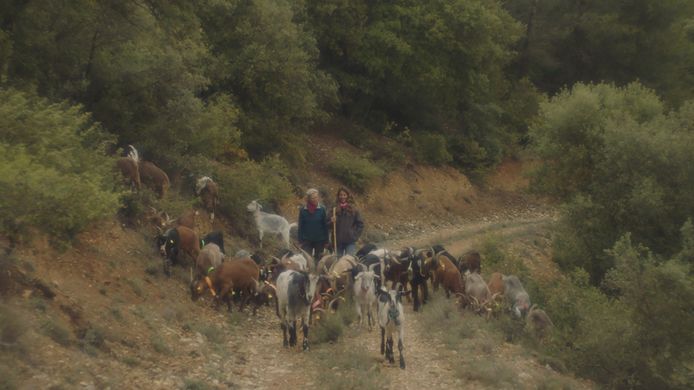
xmin=331 ymin=187 xmax=364 ymax=257
xmin=298 ymin=188 xmax=329 ymax=264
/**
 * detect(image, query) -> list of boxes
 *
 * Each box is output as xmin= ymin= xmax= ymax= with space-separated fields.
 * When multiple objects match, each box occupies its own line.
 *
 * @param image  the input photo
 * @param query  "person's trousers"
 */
xmin=301 ymin=241 xmax=326 ymax=266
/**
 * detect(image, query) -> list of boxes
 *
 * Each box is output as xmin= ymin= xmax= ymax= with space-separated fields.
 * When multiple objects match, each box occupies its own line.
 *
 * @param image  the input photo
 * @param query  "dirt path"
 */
xmin=216 ymin=213 xmax=561 ymax=390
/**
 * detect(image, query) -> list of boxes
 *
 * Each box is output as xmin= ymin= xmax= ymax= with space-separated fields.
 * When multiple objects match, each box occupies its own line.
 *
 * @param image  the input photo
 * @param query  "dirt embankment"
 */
xmin=0 ymin=158 xmax=584 ymax=389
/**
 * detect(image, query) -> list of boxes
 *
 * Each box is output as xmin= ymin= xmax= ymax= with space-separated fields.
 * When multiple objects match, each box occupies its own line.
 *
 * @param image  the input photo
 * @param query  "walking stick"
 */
xmin=332 ymin=206 xmax=338 ymax=255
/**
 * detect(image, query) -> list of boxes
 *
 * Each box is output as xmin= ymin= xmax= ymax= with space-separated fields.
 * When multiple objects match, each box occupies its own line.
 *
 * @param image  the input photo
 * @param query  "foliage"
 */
xmin=208 ymin=156 xmax=294 ymax=237
xmin=543 ymin=234 xmax=694 ymax=389
xmin=305 ymin=0 xmax=530 ymax=171
xmin=327 ymin=149 xmax=384 ymax=192
xmin=0 ymin=89 xmax=120 ymax=242
xmin=198 ymin=0 xmax=338 ymax=158
xmin=412 ymin=132 xmax=452 ymax=166
xmin=502 ymin=0 xmax=694 ymax=105
xmin=530 ymin=83 xmax=694 ymax=282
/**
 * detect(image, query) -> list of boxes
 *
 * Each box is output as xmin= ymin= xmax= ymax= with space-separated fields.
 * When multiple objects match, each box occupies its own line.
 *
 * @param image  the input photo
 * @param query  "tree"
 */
xmin=531 ymin=82 xmax=694 ymax=282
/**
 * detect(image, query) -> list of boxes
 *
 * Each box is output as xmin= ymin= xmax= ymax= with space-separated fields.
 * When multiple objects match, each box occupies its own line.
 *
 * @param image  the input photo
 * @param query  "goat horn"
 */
xmin=189 ymin=267 xmax=193 ymax=283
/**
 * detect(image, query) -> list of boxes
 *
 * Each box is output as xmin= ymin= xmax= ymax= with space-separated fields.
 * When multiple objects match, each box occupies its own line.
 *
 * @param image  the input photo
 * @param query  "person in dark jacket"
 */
xmin=330 ymin=187 xmax=364 ymax=257
xmin=298 ymin=188 xmax=329 ymax=264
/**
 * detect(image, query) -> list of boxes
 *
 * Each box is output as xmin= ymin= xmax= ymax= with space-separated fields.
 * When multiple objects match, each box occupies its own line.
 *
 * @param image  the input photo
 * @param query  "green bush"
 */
xmin=0 ymin=89 xmax=120 ymax=243
xmin=530 ymin=83 xmax=694 ymax=283
xmin=541 ymin=233 xmax=694 ymax=389
xmin=41 ymin=318 xmax=72 ymax=347
xmin=412 ymin=132 xmax=452 ymax=166
xmin=327 ymin=149 xmax=384 ymax=192
xmin=189 ymin=155 xmax=294 ymax=238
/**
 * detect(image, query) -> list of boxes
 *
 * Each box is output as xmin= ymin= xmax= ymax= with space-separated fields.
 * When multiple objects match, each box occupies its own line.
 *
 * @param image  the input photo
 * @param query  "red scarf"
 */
xmin=307 ymin=202 xmax=317 ymax=214
xmin=339 ymin=201 xmax=349 ymax=209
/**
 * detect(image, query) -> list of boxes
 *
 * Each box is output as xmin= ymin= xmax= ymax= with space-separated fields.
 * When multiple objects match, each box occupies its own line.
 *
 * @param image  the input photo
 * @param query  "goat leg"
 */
xmin=386 ymin=337 xmax=394 ymax=363
xmin=302 ymin=321 xmax=309 ymax=351
xmin=398 ymin=334 xmax=406 ymax=369
xmin=281 ymin=322 xmax=289 ymax=347
xmin=380 ymin=327 xmax=385 ymax=355
xmin=412 ymin=284 xmax=420 ymax=312
xmin=289 ymin=320 xmax=297 ymax=347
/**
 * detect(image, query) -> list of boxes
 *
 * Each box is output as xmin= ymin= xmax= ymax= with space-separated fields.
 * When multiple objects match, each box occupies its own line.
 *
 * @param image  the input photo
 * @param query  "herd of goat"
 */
xmin=155 ymin=215 xmax=553 ymax=370
xmin=118 ymin=145 xmax=553 ymax=370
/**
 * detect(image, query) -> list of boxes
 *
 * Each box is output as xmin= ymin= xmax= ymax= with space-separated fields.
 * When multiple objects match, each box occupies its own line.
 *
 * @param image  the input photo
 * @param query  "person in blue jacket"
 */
xmin=298 ymin=188 xmax=329 ymax=264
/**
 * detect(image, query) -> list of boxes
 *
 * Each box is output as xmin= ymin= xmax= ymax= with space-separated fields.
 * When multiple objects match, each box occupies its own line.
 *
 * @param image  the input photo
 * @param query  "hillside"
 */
xmin=0 ymin=155 xmax=589 ymax=390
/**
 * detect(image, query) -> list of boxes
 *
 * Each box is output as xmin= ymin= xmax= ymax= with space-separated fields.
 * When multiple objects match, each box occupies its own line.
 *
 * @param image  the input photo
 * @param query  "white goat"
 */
xmin=353 ymin=270 xmax=378 ymax=330
xmin=377 ymin=287 xmax=406 ymax=369
xmin=246 ymin=200 xmax=296 ymax=248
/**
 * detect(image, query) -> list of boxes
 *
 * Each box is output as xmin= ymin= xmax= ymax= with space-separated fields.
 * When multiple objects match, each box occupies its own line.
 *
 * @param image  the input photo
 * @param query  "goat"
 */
xmin=503 ymin=275 xmax=531 ymax=318
xmin=152 ymin=208 xmax=198 ymax=231
xmin=156 ymin=226 xmax=200 ymax=276
xmin=353 ymin=270 xmax=378 ymax=330
xmin=201 ymin=231 xmax=225 ymax=255
xmin=525 ymin=304 xmax=554 ymax=341
xmin=458 ymin=250 xmax=482 ymax=274
xmin=355 ymin=243 xmax=378 ymax=259
xmin=432 ymin=253 xmax=464 ymax=298
xmin=116 ymin=157 xmax=141 ymax=191
xmin=463 ymin=272 xmax=491 ymax=314
xmin=246 ymin=200 xmax=296 ymax=249
xmin=410 ymin=248 xmax=434 ymax=312
xmin=326 ymin=254 xmax=359 ymax=292
xmin=275 ymin=270 xmax=319 ymax=351
xmin=317 ymin=253 xmax=338 ymax=276
xmin=193 ymin=242 xmax=225 ymax=282
xmin=190 ymin=256 xmax=260 ymax=313
xmin=139 ymin=160 xmax=170 ymax=198
xmin=431 ymin=245 xmax=458 ymax=292
xmin=196 ymin=176 xmax=219 ymax=223
xmin=487 ymin=272 xmax=505 ymax=296
xmin=377 ymin=286 xmax=407 ymax=369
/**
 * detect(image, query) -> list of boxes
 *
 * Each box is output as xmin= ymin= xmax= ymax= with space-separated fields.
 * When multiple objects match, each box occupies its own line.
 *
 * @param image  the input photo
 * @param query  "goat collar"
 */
xmin=207 ymin=266 xmax=215 ymax=275
xmin=204 ymin=276 xmax=217 ymax=297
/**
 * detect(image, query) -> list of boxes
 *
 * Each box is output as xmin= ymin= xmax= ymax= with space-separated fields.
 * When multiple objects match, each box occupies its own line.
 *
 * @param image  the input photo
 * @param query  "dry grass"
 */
xmin=313 ymin=345 xmax=384 ymax=390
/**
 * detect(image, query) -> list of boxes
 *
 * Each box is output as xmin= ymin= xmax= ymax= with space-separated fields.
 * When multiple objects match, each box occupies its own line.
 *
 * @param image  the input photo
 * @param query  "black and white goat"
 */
xmin=377 ymin=287 xmax=407 ymax=369
xmin=275 ymin=269 xmax=319 ymax=351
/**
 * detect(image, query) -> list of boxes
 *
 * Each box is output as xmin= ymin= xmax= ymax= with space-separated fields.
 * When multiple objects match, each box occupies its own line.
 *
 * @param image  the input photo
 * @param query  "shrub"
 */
xmin=0 ymin=304 xmax=27 ymax=345
xmin=0 ymin=89 xmax=120 ymax=243
xmin=412 ymin=132 xmax=452 ymax=166
xmin=327 ymin=149 xmax=384 ymax=192
xmin=41 ymin=319 xmax=72 ymax=347
xmin=530 ymin=82 xmax=694 ymax=282
xmin=198 ymin=156 xmax=293 ymax=238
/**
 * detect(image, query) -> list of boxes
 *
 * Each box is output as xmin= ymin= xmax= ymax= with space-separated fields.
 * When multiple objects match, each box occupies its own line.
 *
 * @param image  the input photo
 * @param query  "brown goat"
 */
xmin=150 ymin=208 xmax=197 ymax=231
xmin=157 ymin=226 xmax=200 ymax=276
xmin=458 ymin=250 xmax=482 ymax=274
xmin=525 ymin=304 xmax=554 ymax=342
xmin=116 ymin=157 xmax=141 ymax=191
xmin=139 ymin=160 xmax=170 ymax=198
xmin=194 ymin=243 xmax=225 ymax=281
xmin=196 ymin=177 xmax=219 ymax=223
xmin=433 ymin=255 xmax=464 ymax=298
xmin=191 ymin=257 xmax=260 ymax=313
xmin=487 ymin=272 xmax=505 ymax=296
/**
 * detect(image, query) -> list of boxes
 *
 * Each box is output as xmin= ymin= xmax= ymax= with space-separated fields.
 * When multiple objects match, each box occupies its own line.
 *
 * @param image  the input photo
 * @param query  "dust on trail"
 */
xmin=220 ymin=213 xmax=558 ymax=390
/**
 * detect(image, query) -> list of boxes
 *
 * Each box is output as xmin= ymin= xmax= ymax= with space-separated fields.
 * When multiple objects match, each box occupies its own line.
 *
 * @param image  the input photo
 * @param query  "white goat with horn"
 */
xmin=246 ymin=200 xmax=296 ymax=249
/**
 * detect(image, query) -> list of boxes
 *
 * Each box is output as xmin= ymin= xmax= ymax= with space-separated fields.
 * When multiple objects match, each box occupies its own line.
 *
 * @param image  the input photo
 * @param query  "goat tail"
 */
xmin=288 ymin=222 xmax=298 ymax=230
